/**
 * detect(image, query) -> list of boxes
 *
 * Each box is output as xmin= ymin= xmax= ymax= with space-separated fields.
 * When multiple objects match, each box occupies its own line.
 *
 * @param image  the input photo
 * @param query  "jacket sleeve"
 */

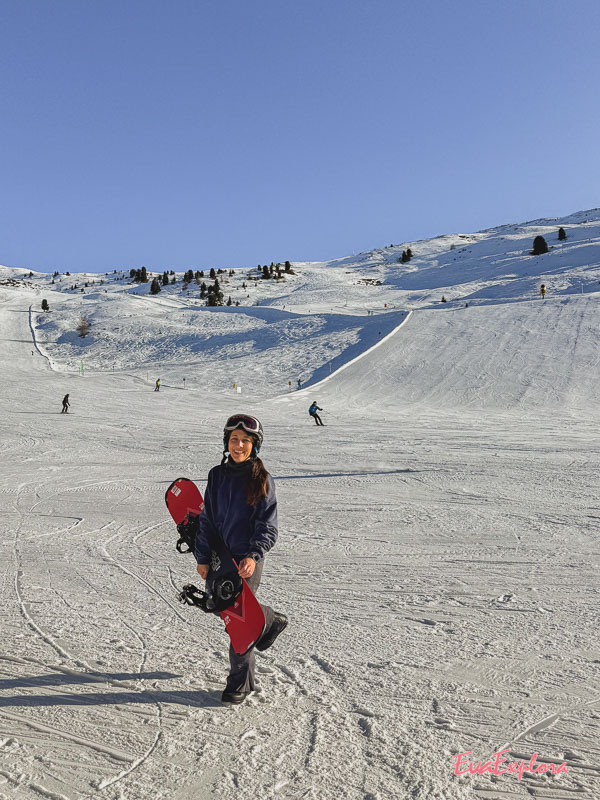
xmin=195 ymin=469 xmax=217 ymax=564
xmin=248 ymin=475 xmax=278 ymax=560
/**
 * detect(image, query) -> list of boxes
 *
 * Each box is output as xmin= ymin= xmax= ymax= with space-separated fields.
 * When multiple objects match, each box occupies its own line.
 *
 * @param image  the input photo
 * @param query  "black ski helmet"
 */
xmin=223 ymin=413 xmax=264 ymax=455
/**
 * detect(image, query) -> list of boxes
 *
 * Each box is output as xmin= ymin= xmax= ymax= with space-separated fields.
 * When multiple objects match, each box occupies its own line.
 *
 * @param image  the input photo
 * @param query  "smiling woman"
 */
xmin=193 ymin=413 xmax=288 ymax=704
xmin=228 ymin=428 xmax=254 ymax=463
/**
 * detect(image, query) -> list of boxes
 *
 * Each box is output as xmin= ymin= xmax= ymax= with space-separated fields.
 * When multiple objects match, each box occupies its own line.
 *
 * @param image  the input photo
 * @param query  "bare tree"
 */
xmin=77 ymin=315 xmax=91 ymax=338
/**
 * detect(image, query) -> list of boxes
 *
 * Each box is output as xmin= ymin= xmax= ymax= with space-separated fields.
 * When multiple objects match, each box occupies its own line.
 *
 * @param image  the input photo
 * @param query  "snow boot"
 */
xmin=255 ymin=612 xmax=288 ymax=652
xmin=221 ymin=690 xmax=248 ymax=704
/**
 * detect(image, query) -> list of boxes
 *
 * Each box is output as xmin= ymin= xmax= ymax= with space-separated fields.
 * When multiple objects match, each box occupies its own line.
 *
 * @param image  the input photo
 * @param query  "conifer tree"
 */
xmin=558 ymin=227 xmax=567 ymax=241
xmin=531 ymin=236 xmax=549 ymax=255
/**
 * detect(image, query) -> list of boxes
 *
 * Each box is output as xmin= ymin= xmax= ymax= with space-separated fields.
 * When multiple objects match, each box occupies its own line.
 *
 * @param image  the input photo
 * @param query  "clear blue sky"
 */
xmin=1 ymin=0 xmax=599 ymax=273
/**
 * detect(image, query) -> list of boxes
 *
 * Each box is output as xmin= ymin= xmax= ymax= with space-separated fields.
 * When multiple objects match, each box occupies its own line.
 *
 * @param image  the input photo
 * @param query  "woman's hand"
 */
xmin=238 ymin=557 xmax=256 ymax=579
xmin=196 ymin=563 xmax=209 ymax=580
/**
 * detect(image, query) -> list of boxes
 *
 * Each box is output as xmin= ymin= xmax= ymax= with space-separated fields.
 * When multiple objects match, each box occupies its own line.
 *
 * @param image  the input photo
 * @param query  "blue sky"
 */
xmin=1 ymin=0 xmax=599 ymax=273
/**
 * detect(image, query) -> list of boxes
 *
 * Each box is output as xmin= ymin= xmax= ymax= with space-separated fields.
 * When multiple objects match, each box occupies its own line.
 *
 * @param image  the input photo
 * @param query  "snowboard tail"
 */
xmin=165 ymin=477 xmax=266 ymax=655
xmin=165 ymin=476 xmax=204 ymax=523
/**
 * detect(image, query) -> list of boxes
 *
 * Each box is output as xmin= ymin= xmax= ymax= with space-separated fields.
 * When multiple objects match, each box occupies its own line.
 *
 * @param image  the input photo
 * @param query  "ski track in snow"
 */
xmin=1 ymin=216 xmax=600 ymax=799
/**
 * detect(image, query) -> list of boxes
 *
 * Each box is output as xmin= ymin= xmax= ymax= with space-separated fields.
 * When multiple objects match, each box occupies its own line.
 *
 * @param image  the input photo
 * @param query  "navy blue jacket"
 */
xmin=194 ymin=459 xmax=278 ymax=565
xmin=309 ymin=402 xmax=322 ymax=415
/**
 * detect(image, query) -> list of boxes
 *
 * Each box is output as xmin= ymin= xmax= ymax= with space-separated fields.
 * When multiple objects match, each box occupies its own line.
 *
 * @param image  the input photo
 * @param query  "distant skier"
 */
xmin=297 ymin=378 xmax=302 ymax=390
xmin=61 ymin=394 xmax=70 ymax=414
xmin=308 ymin=401 xmax=324 ymax=426
xmin=540 ymin=284 xmax=546 ymax=299
xmin=155 ymin=378 xmax=161 ymax=392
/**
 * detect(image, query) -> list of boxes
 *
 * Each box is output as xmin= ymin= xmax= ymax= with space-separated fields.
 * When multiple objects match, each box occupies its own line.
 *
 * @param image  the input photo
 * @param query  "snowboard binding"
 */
xmin=207 ymin=572 xmax=243 ymax=611
xmin=178 ymin=573 xmax=243 ymax=614
xmin=178 ymin=584 xmax=211 ymax=612
xmin=175 ymin=513 xmax=199 ymax=554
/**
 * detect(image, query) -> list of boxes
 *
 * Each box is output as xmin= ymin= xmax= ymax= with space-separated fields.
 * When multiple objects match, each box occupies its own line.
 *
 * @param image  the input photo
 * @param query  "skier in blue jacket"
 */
xmin=195 ymin=414 xmax=288 ymax=704
xmin=308 ymin=400 xmax=324 ymax=426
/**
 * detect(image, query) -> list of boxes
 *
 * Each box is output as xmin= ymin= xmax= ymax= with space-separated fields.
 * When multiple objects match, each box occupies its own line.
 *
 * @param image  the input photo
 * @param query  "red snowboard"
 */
xmin=165 ymin=477 xmax=266 ymax=655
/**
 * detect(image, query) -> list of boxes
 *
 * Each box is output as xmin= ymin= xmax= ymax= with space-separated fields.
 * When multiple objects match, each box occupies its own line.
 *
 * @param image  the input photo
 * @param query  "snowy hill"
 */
xmin=0 ymin=210 xmax=599 ymax=800
xmin=2 ymin=207 xmax=600 ymax=401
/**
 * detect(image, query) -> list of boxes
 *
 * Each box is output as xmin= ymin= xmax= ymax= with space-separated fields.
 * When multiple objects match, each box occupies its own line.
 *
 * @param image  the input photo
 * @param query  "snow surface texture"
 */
xmin=1 ymin=210 xmax=599 ymax=799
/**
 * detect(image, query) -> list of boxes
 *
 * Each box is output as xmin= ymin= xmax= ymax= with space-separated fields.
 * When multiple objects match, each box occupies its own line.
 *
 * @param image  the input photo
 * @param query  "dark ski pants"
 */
xmin=226 ymin=560 xmax=275 ymax=694
xmin=310 ymin=413 xmax=323 ymax=426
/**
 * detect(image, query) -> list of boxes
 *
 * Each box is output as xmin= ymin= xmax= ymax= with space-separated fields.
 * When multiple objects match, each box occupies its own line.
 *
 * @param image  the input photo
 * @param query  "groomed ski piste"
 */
xmin=1 ymin=209 xmax=599 ymax=799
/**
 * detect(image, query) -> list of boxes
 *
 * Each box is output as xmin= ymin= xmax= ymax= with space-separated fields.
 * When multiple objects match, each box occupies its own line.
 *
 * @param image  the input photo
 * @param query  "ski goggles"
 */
xmin=224 ymin=414 xmax=261 ymax=435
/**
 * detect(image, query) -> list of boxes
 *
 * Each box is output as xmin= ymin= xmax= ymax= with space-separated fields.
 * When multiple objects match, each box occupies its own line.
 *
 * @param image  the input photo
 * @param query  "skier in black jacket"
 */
xmin=308 ymin=400 xmax=324 ymax=425
xmin=194 ymin=414 xmax=288 ymax=704
xmin=61 ymin=394 xmax=70 ymax=414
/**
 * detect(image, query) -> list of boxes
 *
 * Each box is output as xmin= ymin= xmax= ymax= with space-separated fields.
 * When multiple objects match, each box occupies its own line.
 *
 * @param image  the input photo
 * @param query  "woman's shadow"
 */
xmin=0 ymin=670 xmax=223 ymax=709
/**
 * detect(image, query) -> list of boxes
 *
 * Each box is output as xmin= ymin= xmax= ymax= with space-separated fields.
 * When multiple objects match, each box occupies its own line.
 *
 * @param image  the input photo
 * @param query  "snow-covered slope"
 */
xmin=3 ymin=207 xmax=599 ymax=400
xmin=285 ymin=297 xmax=599 ymax=413
xmin=0 ymin=210 xmax=599 ymax=800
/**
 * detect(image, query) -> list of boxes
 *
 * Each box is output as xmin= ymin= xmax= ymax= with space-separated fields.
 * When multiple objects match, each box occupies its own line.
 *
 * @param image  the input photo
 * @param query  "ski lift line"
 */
xmin=292 ymin=310 xmax=413 ymax=395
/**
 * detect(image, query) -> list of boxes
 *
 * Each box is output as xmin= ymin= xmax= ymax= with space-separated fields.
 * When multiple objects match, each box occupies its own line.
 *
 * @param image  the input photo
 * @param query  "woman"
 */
xmin=195 ymin=413 xmax=288 ymax=704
